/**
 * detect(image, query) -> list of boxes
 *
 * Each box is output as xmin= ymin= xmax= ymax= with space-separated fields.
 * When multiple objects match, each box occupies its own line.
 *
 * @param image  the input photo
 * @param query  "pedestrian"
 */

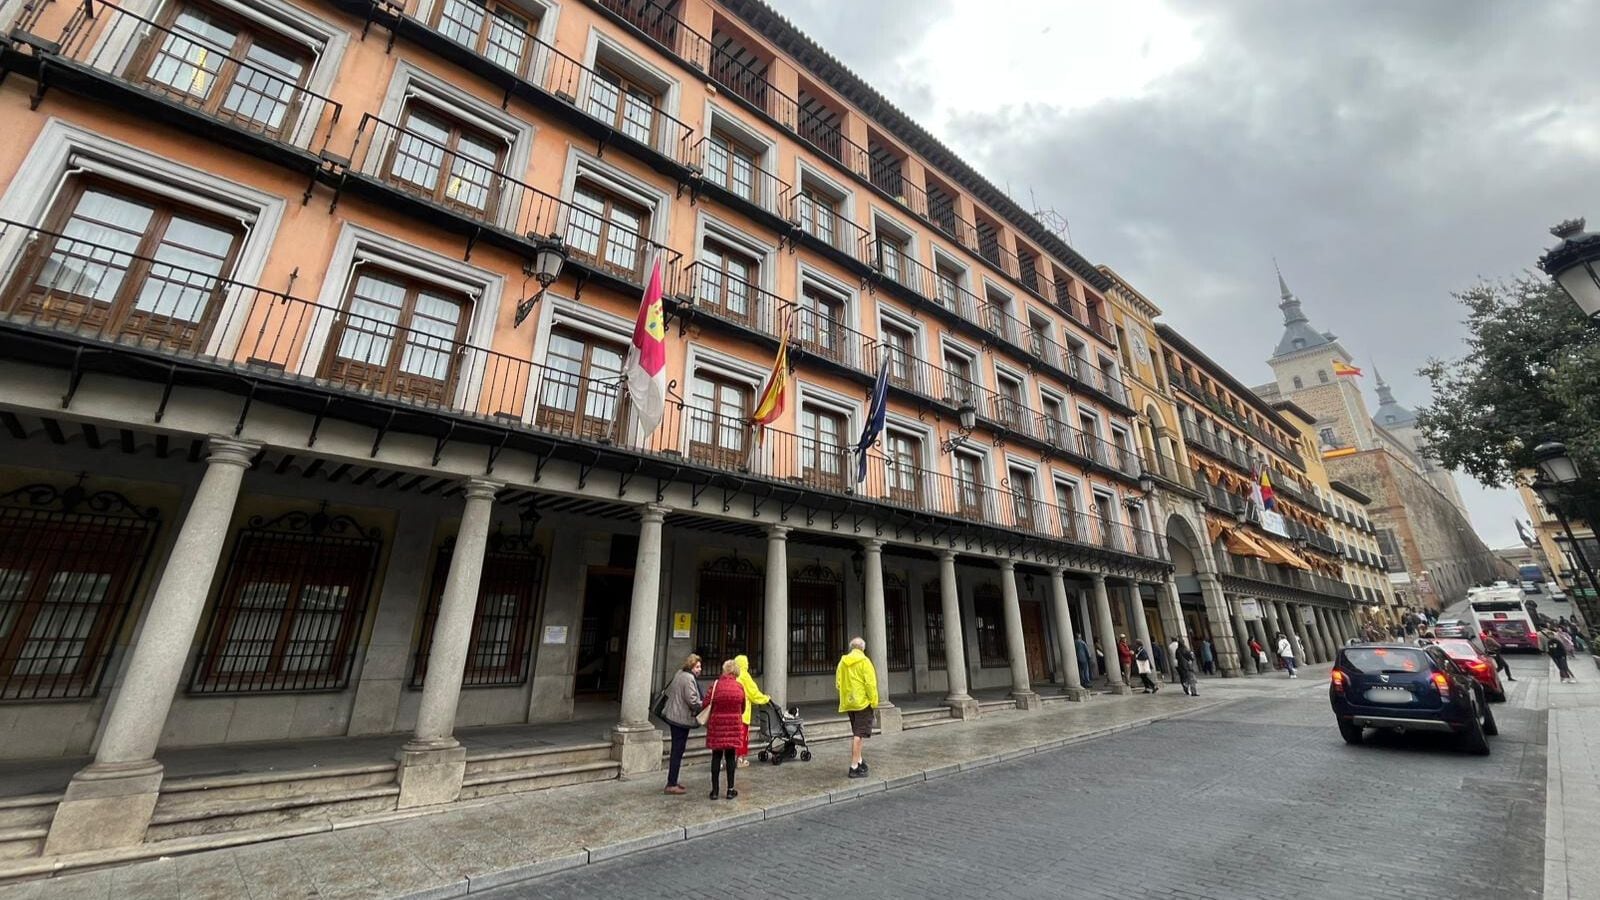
xmin=660 ymin=653 xmax=703 ymax=795
xmin=1247 ymin=636 xmax=1265 ymax=672
xmin=703 ymin=659 xmax=746 ymax=799
xmin=1276 ymin=632 xmax=1297 ymax=678
xmin=1117 ymin=634 xmax=1134 ymax=685
xmin=1481 ymin=632 xmax=1515 ymax=682
xmin=1554 ymin=627 xmax=1577 ymax=657
xmin=1133 ymin=640 xmax=1159 ymax=693
xmin=1175 ymin=639 xmax=1199 ymax=696
xmin=1547 ymin=630 xmax=1577 ymax=684
xmin=1166 ymin=636 xmax=1180 ymax=683
xmin=1075 ymin=635 xmax=1094 ymax=684
xmin=1095 ymin=646 xmax=1107 ymax=682
xmin=1201 ymin=638 xmax=1215 ymax=676
xmin=836 ymin=636 xmax=879 ymax=779
xmin=1151 ymin=639 xmax=1167 ymax=680
xmin=732 ymin=654 xmax=769 ymax=768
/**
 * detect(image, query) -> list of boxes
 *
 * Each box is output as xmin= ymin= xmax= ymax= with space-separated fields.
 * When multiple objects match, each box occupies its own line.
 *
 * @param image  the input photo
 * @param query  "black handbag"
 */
xmin=650 ymin=686 xmax=668 ymax=722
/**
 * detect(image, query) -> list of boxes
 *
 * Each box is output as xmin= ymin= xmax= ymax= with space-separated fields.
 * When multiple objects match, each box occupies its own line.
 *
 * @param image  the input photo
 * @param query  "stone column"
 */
xmin=612 ymin=504 xmax=668 ymax=775
xmin=1092 ymin=573 xmax=1129 ymax=694
xmin=1303 ymin=605 xmax=1326 ymax=662
xmin=1318 ymin=608 xmax=1340 ymax=656
xmin=1160 ymin=579 xmax=1188 ymax=644
xmin=1125 ymin=582 xmax=1155 ymax=686
xmin=762 ymin=525 xmax=790 ymax=710
xmin=1075 ymin=589 xmax=1097 ymax=681
xmin=1279 ymin=602 xmax=1306 ymax=665
xmin=998 ymin=560 xmax=1040 ymax=708
xmin=861 ymin=539 xmax=900 ymax=731
xmin=46 ymin=437 xmax=258 ymax=855
xmin=395 ymin=478 xmax=500 ymax=808
xmin=937 ymin=550 xmax=978 ymax=719
xmin=1231 ymin=597 xmax=1258 ymax=674
xmin=1248 ymin=610 xmax=1271 ymax=672
xmin=1197 ymin=572 xmax=1240 ymax=676
xmin=1050 ymin=569 xmax=1088 ymax=700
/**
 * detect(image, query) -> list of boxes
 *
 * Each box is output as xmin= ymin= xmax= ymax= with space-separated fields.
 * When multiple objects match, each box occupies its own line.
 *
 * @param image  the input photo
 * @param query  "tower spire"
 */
xmin=1269 ymin=263 xmax=1333 ymax=358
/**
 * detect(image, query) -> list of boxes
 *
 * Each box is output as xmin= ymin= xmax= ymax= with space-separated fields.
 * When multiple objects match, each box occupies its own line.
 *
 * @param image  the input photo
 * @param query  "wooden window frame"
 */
xmin=430 ymin=0 xmax=538 ymax=78
xmin=535 ymin=326 xmax=628 ymax=440
xmin=697 ymin=236 xmax=760 ymax=327
xmin=796 ymin=282 xmax=846 ymax=364
xmin=317 ymin=265 xmax=471 ymax=407
xmin=567 ymin=181 xmax=651 ymax=280
xmin=688 ymin=371 xmax=752 ymax=470
xmin=383 ymin=102 xmax=506 ymax=219
xmin=799 ymin=404 xmax=848 ymax=493
xmin=704 ymin=131 xmax=760 ymax=204
xmin=590 ymin=64 xmax=661 ymax=147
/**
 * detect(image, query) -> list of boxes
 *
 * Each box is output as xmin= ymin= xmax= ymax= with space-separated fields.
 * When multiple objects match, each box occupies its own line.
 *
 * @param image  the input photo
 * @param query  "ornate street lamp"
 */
xmin=1137 ymin=470 xmax=1156 ymax=496
xmin=1534 ymin=441 xmax=1582 ymax=486
xmin=1531 ymin=472 xmax=1600 ymax=635
xmin=1540 ymin=219 xmax=1600 ymax=319
xmin=513 ymin=233 xmax=569 ymax=327
xmin=940 ymin=400 xmax=978 ymax=453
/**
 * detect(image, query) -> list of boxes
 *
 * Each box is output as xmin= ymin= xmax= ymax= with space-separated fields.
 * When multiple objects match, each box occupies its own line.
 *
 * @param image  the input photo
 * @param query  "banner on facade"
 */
xmin=1238 ymin=598 xmax=1261 ymax=621
xmin=1260 ymin=509 xmax=1289 ymax=538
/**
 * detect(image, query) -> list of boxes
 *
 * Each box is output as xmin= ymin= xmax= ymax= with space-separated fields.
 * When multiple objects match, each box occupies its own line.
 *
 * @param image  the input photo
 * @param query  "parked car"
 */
xmin=1329 ymin=643 xmax=1497 ymax=755
xmin=1432 ymin=619 xmax=1471 ymax=638
xmin=1426 ymin=638 xmax=1506 ymax=702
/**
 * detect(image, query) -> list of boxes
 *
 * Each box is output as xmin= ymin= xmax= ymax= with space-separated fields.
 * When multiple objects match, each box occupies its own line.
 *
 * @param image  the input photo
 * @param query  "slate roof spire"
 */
xmin=1271 ymin=263 xmax=1334 ymax=358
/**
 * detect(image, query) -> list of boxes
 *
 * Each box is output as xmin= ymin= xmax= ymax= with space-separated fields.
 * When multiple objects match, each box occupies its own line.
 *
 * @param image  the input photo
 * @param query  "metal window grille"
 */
xmin=190 ymin=506 xmax=380 ymax=694
xmin=695 ymin=554 xmax=762 ymax=676
xmin=0 ymin=482 xmax=159 ymax=701
xmin=788 ymin=561 xmax=842 ymax=676
xmin=885 ymin=573 xmax=911 ymax=672
xmin=973 ymin=583 xmax=1008 ymax=668
xmin=409 ymin=531 xmax=544 ymax=689
xmin=922 ymin=579 xmax=946 ymax=670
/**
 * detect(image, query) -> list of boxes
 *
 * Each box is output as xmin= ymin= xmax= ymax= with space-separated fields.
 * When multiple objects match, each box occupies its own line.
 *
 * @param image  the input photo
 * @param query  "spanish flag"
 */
xmin=751 ymin=310 xmax=792 ymax=439
xmin=1332 ymin=359 xmax=1363 ymax=378
xmin=1259 ymin=468 xmax=1276 ymax=511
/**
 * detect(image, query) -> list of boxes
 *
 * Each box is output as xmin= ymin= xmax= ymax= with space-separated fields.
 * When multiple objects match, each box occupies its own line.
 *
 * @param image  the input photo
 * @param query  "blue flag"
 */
xmin=854 ymin=357 xmax=890 ymax=483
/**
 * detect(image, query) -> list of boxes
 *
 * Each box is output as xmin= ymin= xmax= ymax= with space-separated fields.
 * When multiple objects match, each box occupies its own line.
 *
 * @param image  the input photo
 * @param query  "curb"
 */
xmin=395 ymin=697 xmax=1238 ymax=899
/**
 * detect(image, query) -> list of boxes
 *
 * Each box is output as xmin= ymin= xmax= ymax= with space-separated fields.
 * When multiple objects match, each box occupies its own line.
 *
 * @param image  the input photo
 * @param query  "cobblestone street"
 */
xmin=489 ymin=657 xmax=1552 ymax=900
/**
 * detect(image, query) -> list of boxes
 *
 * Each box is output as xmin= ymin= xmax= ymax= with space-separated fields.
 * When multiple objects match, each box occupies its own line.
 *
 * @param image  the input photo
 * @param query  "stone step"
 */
xmin=0 ymin=827 xmax=46 ymax=862
xmin=900 ymin=706 xmax=956 ymax=724
xmin=154 ymin=763 xmax=398 ymax=818
xmin=902 ymin=714 xmax=963 ymax=731
xmin=463 ymin=742 xmax=614 ymax=777
xmin=146 ymin=785 xmax=401 ymax=842
xmin=458 ymin=761 xmax=619 ymax=800
xmin=978 ymin=699 xmax=1018 ymax=713
xmin=0 ymin=794 xmax=60 ymax=832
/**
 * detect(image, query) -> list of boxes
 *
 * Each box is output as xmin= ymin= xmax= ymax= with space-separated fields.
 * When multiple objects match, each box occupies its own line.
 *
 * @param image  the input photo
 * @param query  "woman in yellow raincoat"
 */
xmin=732 ymin=654 xmax=769 ymax=767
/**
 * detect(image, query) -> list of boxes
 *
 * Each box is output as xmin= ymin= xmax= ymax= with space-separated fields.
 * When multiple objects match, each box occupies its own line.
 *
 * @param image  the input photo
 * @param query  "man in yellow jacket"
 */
xmin=835 ymin=636 xmax=878 ymax=779
xmin=732 ymin=654 xmax=769 ymax=767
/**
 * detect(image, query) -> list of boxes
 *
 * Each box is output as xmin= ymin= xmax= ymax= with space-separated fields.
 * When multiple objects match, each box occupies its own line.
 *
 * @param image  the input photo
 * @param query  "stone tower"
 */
xmin=1371 ymin=366 xmax=1470 ymax=517
xmin=1266 ymin=269 xmax=1378 ymax=452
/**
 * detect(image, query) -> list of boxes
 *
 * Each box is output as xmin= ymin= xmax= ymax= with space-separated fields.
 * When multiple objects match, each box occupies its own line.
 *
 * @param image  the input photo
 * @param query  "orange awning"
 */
xmin=1259 ymin=537 xmax=1313 ymax=570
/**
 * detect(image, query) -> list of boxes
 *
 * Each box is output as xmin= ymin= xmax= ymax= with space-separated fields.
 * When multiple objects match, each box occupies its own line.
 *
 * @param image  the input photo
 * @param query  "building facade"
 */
xmin=0 ymin=0 xmax=1243 ymax=857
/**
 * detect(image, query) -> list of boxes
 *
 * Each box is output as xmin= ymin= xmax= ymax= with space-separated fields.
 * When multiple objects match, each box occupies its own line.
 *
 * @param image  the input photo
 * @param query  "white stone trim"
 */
xmin=694 ymin=212 xmax=777 ymax=292
xmin=559 ymin=148 xmax=673 ymax=248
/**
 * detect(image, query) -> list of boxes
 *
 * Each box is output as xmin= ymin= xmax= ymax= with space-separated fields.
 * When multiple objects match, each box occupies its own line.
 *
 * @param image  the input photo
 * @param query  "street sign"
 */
xmin=1239 ymin=599 xmax=1261 ymax=621
xmin=672 ymin=611 xmax=692 ymax=639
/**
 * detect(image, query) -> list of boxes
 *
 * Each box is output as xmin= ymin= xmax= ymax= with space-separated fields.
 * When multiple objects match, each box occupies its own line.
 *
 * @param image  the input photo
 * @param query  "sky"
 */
xmin=769 ymin=0 xmax=1600 ymax=548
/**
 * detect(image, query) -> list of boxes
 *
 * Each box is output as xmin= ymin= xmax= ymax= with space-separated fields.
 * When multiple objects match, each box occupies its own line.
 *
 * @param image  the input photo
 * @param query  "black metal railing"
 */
xmin=34 ymin=0 xmax=343 ymax=150
xmin=687 ymin=135 xmax=793 ymax=219
xmin=795 ymin=193 xmax=871 ymax=264
xmin=595 ymin=0 xmax=713 ymax=71
xmin=1148 ymin=451 xmax=1195 ymax=490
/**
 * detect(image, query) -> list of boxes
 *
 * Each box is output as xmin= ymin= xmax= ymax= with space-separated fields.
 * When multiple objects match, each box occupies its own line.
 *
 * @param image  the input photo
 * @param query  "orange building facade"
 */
xmin=0 ymin=0 xmax=1179 ymax=856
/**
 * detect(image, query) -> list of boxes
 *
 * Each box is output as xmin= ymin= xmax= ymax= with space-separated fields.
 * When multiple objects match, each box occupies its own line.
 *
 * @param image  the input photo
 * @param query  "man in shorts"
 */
xmin=835 ymin=636 xmax=880 ymax=779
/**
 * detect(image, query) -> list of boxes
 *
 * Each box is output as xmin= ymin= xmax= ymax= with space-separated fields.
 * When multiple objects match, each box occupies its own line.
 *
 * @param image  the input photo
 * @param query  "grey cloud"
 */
xmin=770 ymin=0 xmax=1600 ymax=545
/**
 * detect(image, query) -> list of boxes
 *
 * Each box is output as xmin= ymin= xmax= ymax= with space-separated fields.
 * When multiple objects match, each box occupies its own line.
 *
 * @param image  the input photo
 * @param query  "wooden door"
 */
xmin=1021 ymin=599 xmax=1049 ymax=682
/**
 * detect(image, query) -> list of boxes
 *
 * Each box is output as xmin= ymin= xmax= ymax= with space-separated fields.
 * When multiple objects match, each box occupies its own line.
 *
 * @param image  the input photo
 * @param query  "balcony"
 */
xmin=795 ymin=194 xmax=871 ymax=265
xmin=11 ymin=0 xmax=343 ymax=163
xmin=595 ymin=0 xmax=713 ymax=71
xmin=1147 ymin=451 xmax=1197 ymax=492
xmin=686 ymin=136 xmax=793 ymax=220
xmin=343 ymin=113 xmax=681 ymax=287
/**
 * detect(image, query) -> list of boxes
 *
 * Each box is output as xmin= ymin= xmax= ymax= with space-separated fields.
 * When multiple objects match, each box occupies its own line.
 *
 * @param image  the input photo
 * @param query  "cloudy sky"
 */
xmin=771 ymin=0 xmax=1600 ymax=548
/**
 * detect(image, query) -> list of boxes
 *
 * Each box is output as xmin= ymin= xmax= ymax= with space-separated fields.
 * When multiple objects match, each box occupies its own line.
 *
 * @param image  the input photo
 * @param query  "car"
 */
xmin=1426 ymin=637 xmax=1506 ymax=702
xmin=1329 ymin=643 xmax=1497 ymax=755
xmin=1432 ymin=619 xmax=1471 ymax=638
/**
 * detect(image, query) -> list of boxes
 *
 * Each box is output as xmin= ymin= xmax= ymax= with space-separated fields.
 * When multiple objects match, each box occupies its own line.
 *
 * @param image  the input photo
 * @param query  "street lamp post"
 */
xmin=1532 ymin=441 xmax=1600 ymax=634
xmin=1540 ymin=219 xmax=1600 ymax=319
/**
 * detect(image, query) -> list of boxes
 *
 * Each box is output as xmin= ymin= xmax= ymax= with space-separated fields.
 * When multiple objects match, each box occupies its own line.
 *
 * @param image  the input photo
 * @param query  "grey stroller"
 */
xmin=755 ymin=701 xmax=811 ymax=765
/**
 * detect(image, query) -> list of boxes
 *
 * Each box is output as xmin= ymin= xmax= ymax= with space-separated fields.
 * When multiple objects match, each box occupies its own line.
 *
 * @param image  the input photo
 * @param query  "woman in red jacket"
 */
xmin=704 ymin=659 xmax=747 ymax=800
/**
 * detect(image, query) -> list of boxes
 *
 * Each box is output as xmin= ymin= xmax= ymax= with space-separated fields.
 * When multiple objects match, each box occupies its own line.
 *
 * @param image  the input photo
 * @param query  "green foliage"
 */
xmin=1415 ymin=276 xmax=1600 ymax=516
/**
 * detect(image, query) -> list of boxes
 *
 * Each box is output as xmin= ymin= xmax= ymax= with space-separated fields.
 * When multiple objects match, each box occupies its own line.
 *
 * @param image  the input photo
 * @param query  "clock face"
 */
xmin=1133 ymin=331 xmax=1151 ymax=364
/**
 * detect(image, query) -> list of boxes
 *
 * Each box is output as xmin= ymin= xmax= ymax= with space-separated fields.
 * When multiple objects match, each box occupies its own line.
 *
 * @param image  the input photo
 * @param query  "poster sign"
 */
xmin=1260 ymin=509 xmax=1289 ymax=538
xmin=542 ymin=625 xmax=568 ymax=645
xmin=1238 ymin=598 xmax=1261 ymax=621
xmin=672 ymin=612 xmax=692 ymax=639
xmin=1303 ymin=608 xmax=1316 ymax=626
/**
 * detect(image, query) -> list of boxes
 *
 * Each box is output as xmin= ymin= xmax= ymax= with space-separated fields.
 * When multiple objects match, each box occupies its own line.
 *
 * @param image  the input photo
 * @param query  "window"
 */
xmin=876 ymin=231 xmax=907 ymax=284
xmin=1318 ymin=369 xmax=1330 ymax=384
xmin=1079 ymin=411 xmax=1105 ymax=464
xmin=796 ymin=282 xmax=846 ymax=363
xmin=995 ymin=372 xmax=1030 ymax=433
xmin=885 ymin=430 xmax=923 ymax=506
xmin=923 ymin=582 xmax=946 ymax=669
xmin=697 ymin=559 xmax=761 ymax=675
xmin=926 ymin=180 xmax=958 ymax=240
xmin=954 ymin=452 xmax=985 ymax=519
xmin=797 ymin=185 xmax=841 ymax=248
xmin=800 ymin=405 xmax=848 ymax=491
xmin=1115 ymin=325 xmax=1132 ymax=372
xmin=322 ymin=268 xmax=470 ymax=406
xmin=0 ymin=492 xmax=156 ymax=700
xmin=386 ymin=105 xmax=503 ymax=215
xmin=1016 ymin=246 xmax=1040 ymax=293
xmin=704 ymin=131 xmax=758 ymax=203
xmin=5 ymin=183 xmax=243 ymax=353
xmin=1009 ymin=466 xmax=1037 ymax=531
xmin=972 ymin=583 xmax=1006 ymax=667
xmin=411 ymin=539 xmax=543 ymax=687
xmin=194 ymin=513 xmax=380 ymax=692
xmin=535 ymin=327 xmax=625 ymax=439
xmin=880 ymin=321 xmax=917 ymax=393
xmin=688 ymin=371 xmax=751 ymax=468
xmin=1292 ymin=375 xmax=1304 ymax=390
xmin=1318 ymin=427 xmax=1338 ymax=447
xmin=943 ymin=349 xmax=977 ymax=405
xmin=1110 ymin=426 xmax=1134 ymax=471
xmin=975 ymin=217 xmax=1001 ymax=266
xmin=885 ymin=576 xmax=911 ymax=671
xmin=1093 ymin=492 xmax=1120 ymax=550
xmin=984 ymin=291 xmax=1015 ymax=342
xmin=788 ymin=565 xmax=841 ymax=676
xmin=1056 ymin=480 xmax=1082 ymax=540
xmin=1028 ymin=314 xmax=1054 ymax=363
xmin=566 ymin=181 xmax=648 ymax=279
xmin=935 ymin=263 xmax=964 ymax=314
xmin=587 ymin=65 xmax=658 ymax=146
xmin=432 ymin=0 xmax=536 ymax=76
xmin=136 ymin=1 xmax=312 ymax=137
xmin=696 ymin=237 xmax=759 ymax=326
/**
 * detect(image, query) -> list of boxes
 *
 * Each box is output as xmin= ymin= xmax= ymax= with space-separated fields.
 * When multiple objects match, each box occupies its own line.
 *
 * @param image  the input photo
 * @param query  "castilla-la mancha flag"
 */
xmin=625 ymin=254 xmax=668 ymax=444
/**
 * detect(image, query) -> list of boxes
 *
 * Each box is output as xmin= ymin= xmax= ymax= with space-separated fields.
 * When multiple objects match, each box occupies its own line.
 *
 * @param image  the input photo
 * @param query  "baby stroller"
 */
xmin=755 ymin=701 xmax=811 ymax=765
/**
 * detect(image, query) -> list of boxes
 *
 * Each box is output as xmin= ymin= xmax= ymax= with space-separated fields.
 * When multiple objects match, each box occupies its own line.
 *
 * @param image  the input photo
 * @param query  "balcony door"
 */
xmin=800 ymin=405 xmax=847 ymax=492
xmin=697 ymin=238 xmax=758 ymax=327
xmin=954 ymin=451 xmax=985 ymax=520
xmin=884 ymin=431 xmax=923 ymax=506
xmin=796 ymin=283 xmax=846 ymax=364
xmin=3 ymin=183 xmax=241 ymax=353
xmin=566 ymin=181 xmax=649 ymax=281
xmin=385 ymin=105 xmax=504 ymax=218
xmin=319 ymin=268 xmax=469 ymax=406
xmin=535 ymin=327 xmax=626 ymax=440
xmin=688 ymin=373 xmax=751 ymax=469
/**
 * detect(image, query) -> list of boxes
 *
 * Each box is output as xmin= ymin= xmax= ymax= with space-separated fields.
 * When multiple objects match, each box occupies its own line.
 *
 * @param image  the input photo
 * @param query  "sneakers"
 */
xmin=664 ymin=785 xmax=686 ymax=795
xmin=725 ymin=789 xmax=738 ymax=800
xmin=847 ymin=765 xmax=867 ymax=779
xmin=708 ymin=789 xmax=719 ymax=800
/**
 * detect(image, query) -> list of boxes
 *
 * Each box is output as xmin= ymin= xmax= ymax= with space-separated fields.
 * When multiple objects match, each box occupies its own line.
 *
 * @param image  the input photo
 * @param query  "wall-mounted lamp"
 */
xmin=513 ymin=233 xmax=569 ymax=327
xmin=940 ymin=400 xmax=978 ymax=453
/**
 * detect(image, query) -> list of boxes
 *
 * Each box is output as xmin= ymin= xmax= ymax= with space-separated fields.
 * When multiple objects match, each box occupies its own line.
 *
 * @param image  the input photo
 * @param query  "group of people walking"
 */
xmin=658 ymin=637 xmax=881 ymax=798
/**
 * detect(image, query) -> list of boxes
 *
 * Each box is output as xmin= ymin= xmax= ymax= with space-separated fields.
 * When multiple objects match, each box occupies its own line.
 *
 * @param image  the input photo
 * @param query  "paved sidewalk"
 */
xmin=1544 ymin=654 xmax=1600 ymax=900
xmin=0 ymin=671 xmax=1319 ymax=900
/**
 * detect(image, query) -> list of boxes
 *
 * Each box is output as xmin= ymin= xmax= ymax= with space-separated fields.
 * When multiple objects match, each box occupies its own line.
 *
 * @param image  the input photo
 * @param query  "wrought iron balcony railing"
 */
xmin=686 ymin=135 xmax=793 ymax=219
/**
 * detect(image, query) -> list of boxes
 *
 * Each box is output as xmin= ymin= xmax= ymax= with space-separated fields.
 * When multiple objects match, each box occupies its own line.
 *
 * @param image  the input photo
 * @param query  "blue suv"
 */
xmin=1329 ymin=643 xmax=1497 ymax=755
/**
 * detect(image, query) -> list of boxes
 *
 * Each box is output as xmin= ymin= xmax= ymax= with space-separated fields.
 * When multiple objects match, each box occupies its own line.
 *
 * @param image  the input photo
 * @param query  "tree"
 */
xmin=1416 ymin=275 xmax=1600 ymax=518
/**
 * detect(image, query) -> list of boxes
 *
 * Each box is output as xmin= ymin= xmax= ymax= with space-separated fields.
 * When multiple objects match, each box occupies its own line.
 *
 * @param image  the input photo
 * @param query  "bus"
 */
xmin=1518 ymin=564 xmax=1546 ymax=595
xmin=1467 ymin=584 xmax=1543 ymax=652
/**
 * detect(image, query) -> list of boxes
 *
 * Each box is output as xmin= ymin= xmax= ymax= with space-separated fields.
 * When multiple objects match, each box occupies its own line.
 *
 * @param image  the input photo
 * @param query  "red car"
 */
xmin=1431 ymin=638 xmax=1506 ymax=703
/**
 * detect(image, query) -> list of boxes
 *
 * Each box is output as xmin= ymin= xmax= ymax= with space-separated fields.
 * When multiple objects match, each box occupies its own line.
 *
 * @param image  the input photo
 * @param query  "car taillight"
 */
xmin=1331 ymin=668 xmax=1347 ymax=688
xmin=1431 ymin=671 xmax=1450 ymax=698
xmin=1529 ymin=628 xmax=1539 ymax=639
xmin=1466 ymin=659 xmax=1489 ymax=671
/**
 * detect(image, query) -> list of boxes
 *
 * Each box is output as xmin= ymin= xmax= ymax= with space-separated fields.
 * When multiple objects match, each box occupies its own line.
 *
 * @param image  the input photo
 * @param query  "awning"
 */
xmin=1258 ymin=537 xmax=1312 ymax=571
